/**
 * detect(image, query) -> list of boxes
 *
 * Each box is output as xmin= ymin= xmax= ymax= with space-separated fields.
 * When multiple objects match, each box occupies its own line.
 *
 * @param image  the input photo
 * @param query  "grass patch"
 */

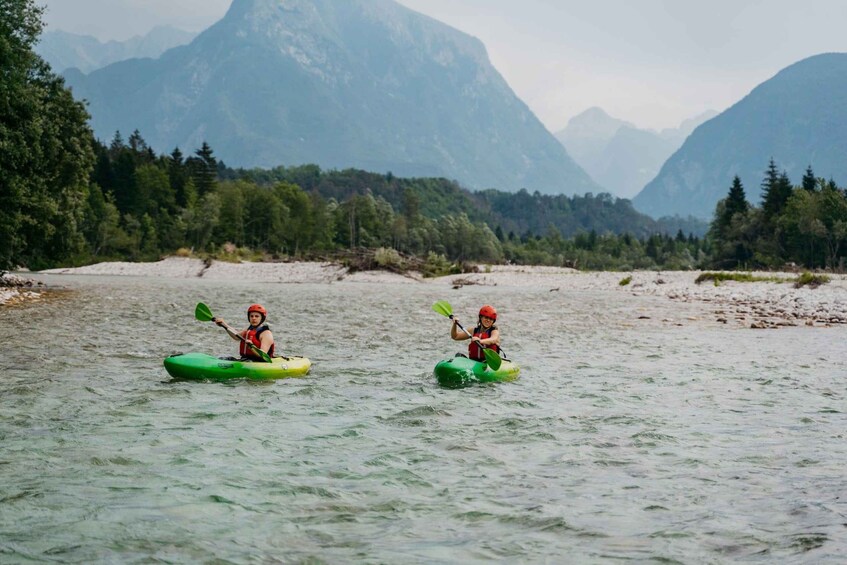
xmin=696 ymin=271 xmax=832 ymax=288
xmin=695 ymin=272 xmax=787 ymax=286
xmin=695 ymin=272 xmax=777 ymax=285
xmin=618 ymin=275 xmax=632 ymax=286
xmin=794 ymin=272 xmax=830 ymax=288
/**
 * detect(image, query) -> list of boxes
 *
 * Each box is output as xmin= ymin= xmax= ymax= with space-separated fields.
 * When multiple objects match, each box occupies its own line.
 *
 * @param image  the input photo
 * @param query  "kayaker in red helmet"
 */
xmin=215 ymin=303 xmax=276 ymax=361
xmin=450 ymin=304 xmax=501 ymax=362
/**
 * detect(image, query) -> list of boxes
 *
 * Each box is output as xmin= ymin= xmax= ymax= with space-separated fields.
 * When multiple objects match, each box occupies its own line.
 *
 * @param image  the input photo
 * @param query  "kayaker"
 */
xmin=215 ymin=303 xmax=276 ymax=361
xmin=450 ymin=304 xmax=501 ymax=362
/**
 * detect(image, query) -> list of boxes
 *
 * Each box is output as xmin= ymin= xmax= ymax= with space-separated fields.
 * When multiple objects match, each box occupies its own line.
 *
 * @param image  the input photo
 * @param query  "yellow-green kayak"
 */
xmin=164 ymin=352 xmax=311 ymax=381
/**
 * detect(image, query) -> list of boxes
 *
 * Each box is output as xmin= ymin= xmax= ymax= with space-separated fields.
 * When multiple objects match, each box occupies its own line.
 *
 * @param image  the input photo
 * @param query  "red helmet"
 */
xmin=479 ymin=305 xmax=497 ymax=321
xmin=247 ymin=303 xmax=267 ymax=318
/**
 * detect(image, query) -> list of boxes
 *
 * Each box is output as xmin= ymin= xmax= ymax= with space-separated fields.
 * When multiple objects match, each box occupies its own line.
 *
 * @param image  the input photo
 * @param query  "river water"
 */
xmin=1 ymin=274 xmax=845 ymax=563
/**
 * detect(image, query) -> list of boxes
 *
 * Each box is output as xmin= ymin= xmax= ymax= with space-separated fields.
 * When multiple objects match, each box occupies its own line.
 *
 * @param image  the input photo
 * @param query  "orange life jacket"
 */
xmin=240 ymin=324 xmax=275 ymax=360
xmin=469 ymin=325 xmax=499 ymax=362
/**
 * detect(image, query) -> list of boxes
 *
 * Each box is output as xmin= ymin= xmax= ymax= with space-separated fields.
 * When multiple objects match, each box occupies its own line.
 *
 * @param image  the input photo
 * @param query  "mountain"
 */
xmin=62 ymin=0 xmax=600 ymax=195
xmin=36 ymin=26 xmax=196 ymax=74
xmin=633 ymin=53 xmax=847 ymax=219
xmin=555 ymin=107 xmax=716 ymax=199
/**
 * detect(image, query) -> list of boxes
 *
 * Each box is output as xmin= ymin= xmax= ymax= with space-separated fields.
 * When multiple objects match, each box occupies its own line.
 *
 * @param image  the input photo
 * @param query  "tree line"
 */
xmin=7 ymin=126 xmax=708 ymax=272
xmin=709 ymin=159 xmax=847 ymax=271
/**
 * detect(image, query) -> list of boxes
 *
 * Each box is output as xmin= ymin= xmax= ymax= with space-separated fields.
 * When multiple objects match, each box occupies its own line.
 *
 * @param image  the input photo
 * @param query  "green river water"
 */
xmin=1 ymin=274 xmax=845 ymax=563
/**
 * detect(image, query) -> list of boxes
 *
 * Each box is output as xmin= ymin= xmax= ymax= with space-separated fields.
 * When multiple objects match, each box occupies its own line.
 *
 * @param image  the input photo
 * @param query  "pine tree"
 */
xmin=761 ymin=158 xmax=791 ymax=222
xmin=168 ymin=147 xmax=189 ymax=206
xmin=725 ymin=176 xmax=749 ymax=219
xmin=802 ymin=165 xmax=816 ymax=192
xmin=189 ymin=142 xmax=218 ymax=196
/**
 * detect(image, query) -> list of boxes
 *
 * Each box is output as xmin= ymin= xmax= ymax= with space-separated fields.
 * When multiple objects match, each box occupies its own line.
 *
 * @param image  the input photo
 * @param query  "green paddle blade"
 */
xmin=253 ymin=347 xmax=272 ymax=364
xmin=432 ymin=300 xmax=453 ymax=318
xmin=195 ymin=302 xmax=214 ymax=321
xmin=483 ymin=347 xmax=502 ymax=371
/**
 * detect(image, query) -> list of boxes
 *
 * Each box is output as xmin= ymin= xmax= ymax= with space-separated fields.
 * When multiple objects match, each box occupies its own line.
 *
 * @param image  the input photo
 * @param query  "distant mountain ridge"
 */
xmin=62 ymin=0 xmax=601 ymax=195
xmin=36 ymin=26 xmax=196 ymax=73
xmin=555 ymin=107 xmax=716 ymax=199
xmin=633 ymin=53 xmax=847 ymax=219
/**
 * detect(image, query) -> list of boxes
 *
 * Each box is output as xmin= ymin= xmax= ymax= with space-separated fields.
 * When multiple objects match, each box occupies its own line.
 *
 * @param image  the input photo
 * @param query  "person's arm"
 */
xmin=215 ymin=318 xmax=245 ymax=341
xmin=475 ymin=328 xmax=499 ymax=347
xmin=259 ymin=330 xmax=274 ymax=353
xmin=450 ymin=319 xmax=470 ymax=341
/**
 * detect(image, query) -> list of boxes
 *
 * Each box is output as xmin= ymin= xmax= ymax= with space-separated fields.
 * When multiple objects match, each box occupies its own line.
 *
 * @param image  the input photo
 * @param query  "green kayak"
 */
xmin=164 ymin=352 xmax=311 ymax=381
xmin=433 ymin=355 xmax=520 ymax=388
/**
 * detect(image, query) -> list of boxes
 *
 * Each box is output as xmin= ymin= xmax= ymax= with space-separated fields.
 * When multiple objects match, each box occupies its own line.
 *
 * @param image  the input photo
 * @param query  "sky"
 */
xmin=38 ymin=0 xmax=847 ymax=132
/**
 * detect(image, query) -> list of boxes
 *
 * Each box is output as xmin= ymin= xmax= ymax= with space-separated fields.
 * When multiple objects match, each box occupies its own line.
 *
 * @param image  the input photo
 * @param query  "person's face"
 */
xmin=249 ymin=312 xmax=263 ymax=325
xmin=480 ymin=315 xmax=494 ymax=328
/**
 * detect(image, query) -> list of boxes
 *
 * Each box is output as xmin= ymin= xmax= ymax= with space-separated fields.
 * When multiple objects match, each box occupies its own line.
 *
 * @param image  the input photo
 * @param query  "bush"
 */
xmin=374 ymin=247 xmax=404 ymax=269
xmin=618 ymin=275 xmax=632 ymax=286
xmin=422 ymin=252 xmax=460 ymax=278
xmin=794 ymin=272 xmax=830 ymax=288
xmin=694 ymin=272 xmax=785 ymax=285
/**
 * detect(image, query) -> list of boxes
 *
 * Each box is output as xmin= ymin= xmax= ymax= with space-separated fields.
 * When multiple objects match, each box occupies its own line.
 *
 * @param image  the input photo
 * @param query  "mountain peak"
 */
xmin=65 ymin=0 xmax=599 ymax=195
xmin=563 ymin=107 xmax=634 ymax=139
xmin=633 ymin=52 xmax=847 ymax=218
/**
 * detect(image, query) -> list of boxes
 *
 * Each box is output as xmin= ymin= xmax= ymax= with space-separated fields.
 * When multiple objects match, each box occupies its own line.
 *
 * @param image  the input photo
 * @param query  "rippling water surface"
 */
xmin=1 ymin=274 xmax=846 ymax=563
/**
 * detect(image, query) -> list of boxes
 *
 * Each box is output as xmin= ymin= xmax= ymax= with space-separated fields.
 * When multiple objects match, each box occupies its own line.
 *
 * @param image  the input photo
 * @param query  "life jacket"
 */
xmin=468 ymin=324 xmax=499 ymax=362
xmin=240 ymin=324 xmax=275 ymax=361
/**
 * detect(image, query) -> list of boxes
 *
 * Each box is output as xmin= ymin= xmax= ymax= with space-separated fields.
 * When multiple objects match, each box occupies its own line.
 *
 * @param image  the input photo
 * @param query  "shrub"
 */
xmin=695 ymin=272 xmax=785 ymax=285
xmin=374 ymin=247 xmax=404 ymax=269
xmin=794 ymin=272 xmax=830 ymax=288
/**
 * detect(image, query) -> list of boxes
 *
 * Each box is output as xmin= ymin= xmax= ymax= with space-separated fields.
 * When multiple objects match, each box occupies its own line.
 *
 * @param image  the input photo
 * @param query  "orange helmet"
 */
xmin=247 ymin=303 xmax=267 ymax=321
xmin=479 ymin=305 xmax=497 ymax=321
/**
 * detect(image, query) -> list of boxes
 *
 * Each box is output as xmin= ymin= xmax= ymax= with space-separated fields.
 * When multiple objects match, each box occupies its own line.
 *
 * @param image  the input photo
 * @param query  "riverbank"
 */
xmin=0 ymin=272 xmax=46 ymax=306
xmin=10 ymin=258 xmax=847 ymax=328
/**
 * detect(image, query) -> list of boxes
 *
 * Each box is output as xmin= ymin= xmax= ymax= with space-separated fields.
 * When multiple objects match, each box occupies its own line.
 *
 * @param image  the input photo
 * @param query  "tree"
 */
xmin=709 ymin=176 xmax=754 ymax=268
xmin=188 ymin=141 xmax=218 ymax=196
xmin=168 ymin=147 xmax=189 ymax=206
xmin=719 ymin=176 xmax=748 ymax=227
xmin=760 ymin=159 xmax=792 ymax=223
xmin=802 ymin=165 xmax=816 ymax=192
xmin=0 ymin=0 xmax=95 ymax=269
xmin=275 ymin=182 xmax=315 ymax=255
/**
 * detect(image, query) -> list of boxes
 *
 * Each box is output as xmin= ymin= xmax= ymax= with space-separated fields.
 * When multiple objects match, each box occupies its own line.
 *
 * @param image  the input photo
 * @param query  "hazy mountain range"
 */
xmin=634 ymin=53 xmax=847 ymax=218
xmin=36 ymin=26 xmax=196 ymax=74
xmin=555 ymin=107 xmax=717 ymax=199
xmin=40 ymin=3 xmax=847 ymax=220
xmin=60 ymin=0 xmax=601 ymax=196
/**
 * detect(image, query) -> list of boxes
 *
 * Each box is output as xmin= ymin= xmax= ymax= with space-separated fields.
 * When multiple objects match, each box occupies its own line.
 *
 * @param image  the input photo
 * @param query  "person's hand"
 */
xmin=471 ymin=336 xmax=482 ymax=344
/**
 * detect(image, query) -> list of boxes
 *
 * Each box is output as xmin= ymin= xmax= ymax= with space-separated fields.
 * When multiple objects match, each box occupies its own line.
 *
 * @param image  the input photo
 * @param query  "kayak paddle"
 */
xmin=432 ymin=300 xmax=503 ymax=370
xmin=194 ymin=302 xmax=272 ymax=363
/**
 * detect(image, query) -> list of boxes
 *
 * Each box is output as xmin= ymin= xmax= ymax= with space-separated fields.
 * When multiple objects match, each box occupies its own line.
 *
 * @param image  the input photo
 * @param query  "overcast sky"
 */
xmin=39 ymin=0 xmax=847 ymax=132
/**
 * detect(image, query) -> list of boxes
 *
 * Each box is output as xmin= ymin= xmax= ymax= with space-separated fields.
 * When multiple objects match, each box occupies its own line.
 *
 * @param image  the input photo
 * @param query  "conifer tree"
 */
xmin=724 ymin=176 xmax=749 ymax=220
xmin=760 ymin=158 xmax=791 ymax=222
xmin=168 ymin=147 xmax=189 ymax=206
xmin=189 ymin=142 xmax=218 ymax=196
xmin=802 ymin=165 xmax=816 ymax=192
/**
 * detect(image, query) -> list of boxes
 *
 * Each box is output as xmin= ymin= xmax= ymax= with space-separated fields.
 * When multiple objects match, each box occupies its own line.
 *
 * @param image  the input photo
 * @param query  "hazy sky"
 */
xmin=39 ymin=0 xmax=847 ymax=132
